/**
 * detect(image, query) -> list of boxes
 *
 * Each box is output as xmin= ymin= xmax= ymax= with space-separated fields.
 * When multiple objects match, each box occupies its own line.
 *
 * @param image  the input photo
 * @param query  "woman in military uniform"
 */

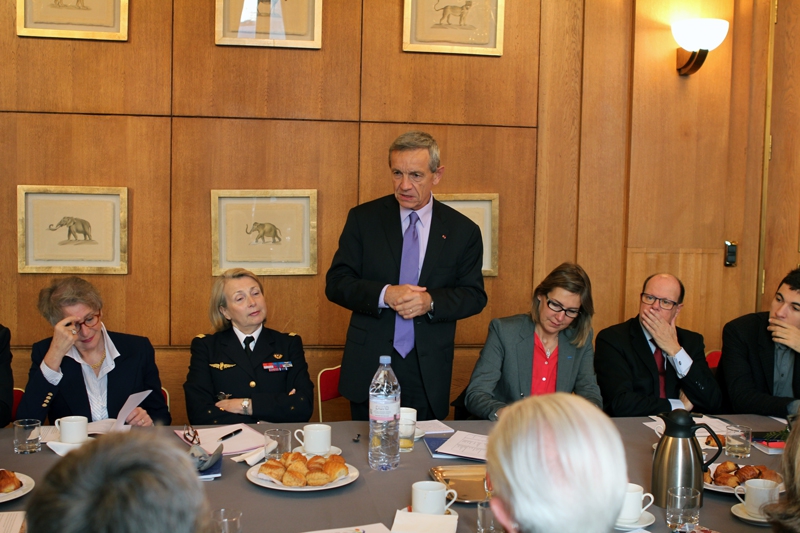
xmin=184 ymin=268 xmax=314 ymax=424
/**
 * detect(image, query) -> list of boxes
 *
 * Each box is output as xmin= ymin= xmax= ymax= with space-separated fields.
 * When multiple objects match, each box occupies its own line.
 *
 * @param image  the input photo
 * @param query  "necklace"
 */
xmin=89 ymin=348 xmax=106 ymax=370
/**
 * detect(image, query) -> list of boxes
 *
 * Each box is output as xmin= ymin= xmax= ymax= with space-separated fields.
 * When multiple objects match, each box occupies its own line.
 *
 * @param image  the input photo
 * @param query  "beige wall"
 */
xmin=2 ymin=0 xmax=793 ymax=426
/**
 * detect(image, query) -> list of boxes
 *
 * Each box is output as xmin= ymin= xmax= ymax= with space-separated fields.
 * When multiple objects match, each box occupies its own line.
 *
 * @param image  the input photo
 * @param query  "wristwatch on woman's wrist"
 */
xmin=241 ymin=398 xmax=251 ymax=416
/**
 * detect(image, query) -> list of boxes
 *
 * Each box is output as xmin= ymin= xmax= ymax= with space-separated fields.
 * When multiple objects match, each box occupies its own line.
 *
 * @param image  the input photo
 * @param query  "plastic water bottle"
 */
xmin=368 ymin=355 xmax=401 ymax=471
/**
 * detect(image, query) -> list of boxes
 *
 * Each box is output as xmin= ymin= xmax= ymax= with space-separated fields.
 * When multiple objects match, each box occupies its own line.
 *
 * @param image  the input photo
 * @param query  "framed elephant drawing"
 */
xmin=17 ymin=0 xmax=129 ymax=41
xmin=211 ymin=189 xmax=317 ymax=275
xmin=17 ymin=185 xmax=128 ymax=274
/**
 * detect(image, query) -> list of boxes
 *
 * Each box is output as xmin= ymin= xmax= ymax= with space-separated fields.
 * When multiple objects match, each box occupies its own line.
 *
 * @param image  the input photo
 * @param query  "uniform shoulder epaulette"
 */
xmin=195 ymin=333 xmax=206 ymax=339
xmin=288 ymin=332 xmax=297 ymax=336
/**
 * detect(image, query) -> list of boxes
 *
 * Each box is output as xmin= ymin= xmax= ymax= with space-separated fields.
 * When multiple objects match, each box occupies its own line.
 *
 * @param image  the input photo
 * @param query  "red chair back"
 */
xmin=12 ymin=388 xmax=24 ymax=421
xmin=706 ymin=350 xmax=722 ymax=371
xmin=317 ymin=366 xmax=342 ymax=422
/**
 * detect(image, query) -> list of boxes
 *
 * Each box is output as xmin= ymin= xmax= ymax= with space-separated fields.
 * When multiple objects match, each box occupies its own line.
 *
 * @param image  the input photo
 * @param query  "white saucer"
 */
xmin=614 ymin=511 xmax=655 ymax=531
xmin=415 ymin=428 xmax=425 ymax=440
xmin=399 ymin=506 xmax=458 ymax=518
xmin=731 ymin=503 xmax=770 ymax=526
xmin=292 ymin=445 xmax=343 ymax=457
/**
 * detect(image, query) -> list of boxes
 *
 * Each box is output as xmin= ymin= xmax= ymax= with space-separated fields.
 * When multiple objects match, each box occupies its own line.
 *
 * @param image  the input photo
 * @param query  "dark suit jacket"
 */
xmin=325 ymin=195 xmax=487 ymax=419
xmin=594 ymin=316 xmax=721 ymax=416
xmin=464 ymin=314 xmax=602 ymax=419
xmin=17 ymin=331 xmax=171 ymax=425
xmin=184 ymin=327 xmax=314 ymax=425
xmin=717 ymin=312 xmax=800 ymax=416
xmin=0 ymin=325 xmax=13 ymax=427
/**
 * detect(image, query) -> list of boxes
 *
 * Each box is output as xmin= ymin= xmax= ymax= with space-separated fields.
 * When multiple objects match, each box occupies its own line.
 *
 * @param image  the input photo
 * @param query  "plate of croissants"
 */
xmin=703 ymin=461 xmax=783 ymax=494
xmin=0 ymin=469 xmax=34 ymax=503
xmin=247 ymin=451 xmax=359 ymax=492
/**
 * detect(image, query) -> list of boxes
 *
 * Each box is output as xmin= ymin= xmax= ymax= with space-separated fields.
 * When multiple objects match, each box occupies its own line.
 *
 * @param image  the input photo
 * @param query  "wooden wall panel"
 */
xmin=358 ymin=123 xmax=537 ymax=346
xmin=763 ymin=0 xmax=800 ymax=305
xmin=170 ymin=118 xmax=359 ymax=346
xmin=172 ymin=0 xmax=361 ymax=120
xmin=722 ymin=0 xmax=769 ymax=317
xmin=0 ymin=113 xmax=172 ymax=346
xmin=532 ymin=0 xmax=584 ymax=286
xmin=0 ymin=0 xmax=172 ymax=115
xmin=576 ymin=0 xmax=634 ymax=333
xmin=360 ymin=0 xmax=540 ymax=126
xmin=625 ymin=249 xmax=725 ymax=349
xmin=629 ymin=0 xmax=734 ymax=251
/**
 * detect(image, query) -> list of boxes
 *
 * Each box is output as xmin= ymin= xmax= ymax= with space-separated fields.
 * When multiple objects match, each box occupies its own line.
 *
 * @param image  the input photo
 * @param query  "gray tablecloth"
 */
xmin=0 ymin=416 xmax=786 ymax=532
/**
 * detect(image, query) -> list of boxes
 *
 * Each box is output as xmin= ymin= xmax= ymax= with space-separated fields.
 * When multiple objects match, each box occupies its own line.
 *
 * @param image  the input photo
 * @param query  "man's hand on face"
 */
xmin=768 ymin=318 xmax=800 ymax=353
xmin=641 ymin=308 xmax=682 ymax=356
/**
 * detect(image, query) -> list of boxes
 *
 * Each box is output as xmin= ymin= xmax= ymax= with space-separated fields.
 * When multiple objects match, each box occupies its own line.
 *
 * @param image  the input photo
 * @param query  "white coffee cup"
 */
xmin=400 ymin=407 xmax=417 ymax=421
xmin=617 ymin=483 xmax=654 ymax=523
xmin=735 ymin=478 xmax=779 ymax=518
xmin=294 ymin=424 xmax=331 ymax=455
xmin=55 ymin=415 xmax=88 ymax=444
xmin=411 ymin=481 xmax=457 ymax=515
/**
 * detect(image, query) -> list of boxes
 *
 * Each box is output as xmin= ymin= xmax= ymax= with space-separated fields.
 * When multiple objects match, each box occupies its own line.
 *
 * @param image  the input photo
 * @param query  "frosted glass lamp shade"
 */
xmin=671 ymin=19 xmax=729 ymax=52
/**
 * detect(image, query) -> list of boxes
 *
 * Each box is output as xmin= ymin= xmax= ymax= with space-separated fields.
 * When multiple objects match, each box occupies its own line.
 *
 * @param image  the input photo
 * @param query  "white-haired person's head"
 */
xmin=486 ymin=393 xmax=628 ymax=533
xmin=26 ymin=431 xmax=209 ymax=533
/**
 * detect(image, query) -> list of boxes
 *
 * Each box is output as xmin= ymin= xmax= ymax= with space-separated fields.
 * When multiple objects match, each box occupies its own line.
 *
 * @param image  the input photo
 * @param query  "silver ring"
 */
xmin=71 ymin=329 xmax=77 ymax=335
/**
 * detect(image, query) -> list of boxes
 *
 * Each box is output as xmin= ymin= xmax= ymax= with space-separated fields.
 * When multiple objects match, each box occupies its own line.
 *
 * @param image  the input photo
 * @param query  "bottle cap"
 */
xmin=379 ymin=355 xmax=391 ymax=365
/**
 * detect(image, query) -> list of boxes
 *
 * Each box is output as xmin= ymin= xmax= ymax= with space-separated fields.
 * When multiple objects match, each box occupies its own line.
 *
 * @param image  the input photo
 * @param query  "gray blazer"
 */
xmin=465 ymin=314 xmax=603 ymax=419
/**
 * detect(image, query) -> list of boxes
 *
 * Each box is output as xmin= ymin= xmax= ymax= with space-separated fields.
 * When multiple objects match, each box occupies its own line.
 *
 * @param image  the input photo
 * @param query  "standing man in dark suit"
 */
xmin=594 ymin=273 xmax=721 ymax=416
xmin=718 ymin=267 xmax=800 ymax=416
xmin=326 ymin=131 xmax=487 ymax=420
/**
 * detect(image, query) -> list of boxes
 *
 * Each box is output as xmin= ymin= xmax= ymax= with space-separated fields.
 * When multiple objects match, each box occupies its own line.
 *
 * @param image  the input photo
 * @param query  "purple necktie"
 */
xmin=393 ymin=212 xmax=420 ymax=358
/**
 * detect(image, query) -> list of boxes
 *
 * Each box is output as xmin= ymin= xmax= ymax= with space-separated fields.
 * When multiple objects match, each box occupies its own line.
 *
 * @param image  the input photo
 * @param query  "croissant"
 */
xmin=322 ymin=460 xmax=349 ymax=481
xmin=715 ymin=461 xmax=738 ymax=475
xmin=736 ymin=465 xmax=760 ymax=483
xmin=759 ymin=469 xmax=783 ymax=484
xmin=703 ymin=470 xmax=713 ymax=485
xmin=306 ymin=470 xmax=333 ymax=486
xmin=281 ymin=470 xmax=307 ymax=487
xmin=280 ymin=452 xmax=307 ymax=467
xmin=258 ymin=459 xmax=286 ymax=482
xmin=0 ymin=470 xmax=21 ymax=493
xmin=714 ymin=472 xmax=740 ymax=488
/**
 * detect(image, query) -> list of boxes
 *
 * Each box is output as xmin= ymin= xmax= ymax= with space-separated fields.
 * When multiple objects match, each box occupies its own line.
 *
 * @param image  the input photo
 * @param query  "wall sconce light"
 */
xmin=671 ymin=18 xmax=729 ymax=76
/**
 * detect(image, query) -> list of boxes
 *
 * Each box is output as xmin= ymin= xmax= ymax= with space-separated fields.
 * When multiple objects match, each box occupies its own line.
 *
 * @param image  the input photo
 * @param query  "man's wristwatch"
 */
xmin=241 ymin=398 xmax=251 ymax=416
xmin=429 ymin=300 xmax=435 ymax=315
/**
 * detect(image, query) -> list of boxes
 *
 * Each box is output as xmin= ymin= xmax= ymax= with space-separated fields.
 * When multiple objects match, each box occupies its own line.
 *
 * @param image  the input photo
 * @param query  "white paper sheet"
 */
xmin=175 ymin=423 xmax=264 ymax=455
xmin=301 ymin=524 xmax=390 ymax=533
xmin=112 ymin=390 xmax=152 ymax=431
xmin=645 ymin=415 xmax=730 ymax=441
xmin=415 ymin=420 xmax=454 ymax=435
xmin=435 ymin=431 xmax=488 ymax=461
xmin=0 ymin=512 xmax=25 ymax=533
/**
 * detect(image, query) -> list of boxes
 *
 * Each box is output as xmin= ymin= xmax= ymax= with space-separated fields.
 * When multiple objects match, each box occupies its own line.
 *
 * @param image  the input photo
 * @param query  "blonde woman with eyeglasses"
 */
xmin=17 ymin=277 xmax=170 ymax=426
xmin=465 ymin=263 xmax=602 ymax=421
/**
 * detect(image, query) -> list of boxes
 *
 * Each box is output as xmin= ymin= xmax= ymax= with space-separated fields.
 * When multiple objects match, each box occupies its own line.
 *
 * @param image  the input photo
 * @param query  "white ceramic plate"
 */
xmin=731 ymin=503 xmax=770 ymax=527
xmin=0 ymin=473 xmax=35 ymax=503
xmin=246 ymin=463 xmax=359 ymax=492
xmin=704 ymin=463 xmax=784 ymax=494
xmin=614 ymin=511 xmax=655 ymax=531
xmin=292 ymin=445 xmax=343 ymax=457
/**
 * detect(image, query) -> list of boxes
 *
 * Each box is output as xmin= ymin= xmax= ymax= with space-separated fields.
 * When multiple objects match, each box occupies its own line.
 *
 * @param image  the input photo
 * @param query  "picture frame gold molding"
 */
xmin=17 ymin=0 xmax=129 ymax=41
xmin=215 ymin=0 xmax=322 ymax=49
xmin=437 ymin=193 xmax=499 ymax=276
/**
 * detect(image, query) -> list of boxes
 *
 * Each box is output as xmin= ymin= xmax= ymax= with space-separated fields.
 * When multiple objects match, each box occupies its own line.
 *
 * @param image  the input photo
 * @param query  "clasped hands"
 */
xmin=384 ymin=284 xmax=431 ymax=319
xmin=216 ymin=390 xmax=296 ymax=415
xmin=768 ymin=318 xmax=800 ymax=353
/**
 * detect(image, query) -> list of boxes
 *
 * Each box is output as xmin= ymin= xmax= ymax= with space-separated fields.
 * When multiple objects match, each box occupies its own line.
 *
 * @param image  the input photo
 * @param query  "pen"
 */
xmin=217 ymin=429 xmax=242 ymax=442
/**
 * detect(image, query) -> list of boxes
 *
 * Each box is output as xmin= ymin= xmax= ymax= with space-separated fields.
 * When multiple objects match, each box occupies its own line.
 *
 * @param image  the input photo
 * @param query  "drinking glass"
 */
xmin=210 ymin=508 xmax=243 ymax=533
xmin=725 ymin=425 xmax=751 ymax=459
xmin=399 ymin=419 xmax=416 ymax=452
xmin=265 ymin=429 xmax=291 ymax=461
xmin=14 ymin=419 xmax=41 ymax=454
xmin=666 ymin=487 xmax=700 ymax=532
xmin=477 ymin=500 xmax=506 ymax=533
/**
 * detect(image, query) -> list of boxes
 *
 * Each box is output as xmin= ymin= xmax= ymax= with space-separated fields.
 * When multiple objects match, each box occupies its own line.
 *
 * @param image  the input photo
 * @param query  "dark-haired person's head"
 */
xmin=771 ymin=268 xmax=800 ymax=332
xmin=530 ymin=262 xmax=594 ymax=347
xmin=26 ymin=432 xmax=208 ymax=533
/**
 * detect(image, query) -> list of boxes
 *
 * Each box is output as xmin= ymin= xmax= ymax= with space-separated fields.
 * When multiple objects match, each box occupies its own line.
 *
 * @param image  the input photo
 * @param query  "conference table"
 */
xmin=0 ymin=415 xmax=786 ymax=532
